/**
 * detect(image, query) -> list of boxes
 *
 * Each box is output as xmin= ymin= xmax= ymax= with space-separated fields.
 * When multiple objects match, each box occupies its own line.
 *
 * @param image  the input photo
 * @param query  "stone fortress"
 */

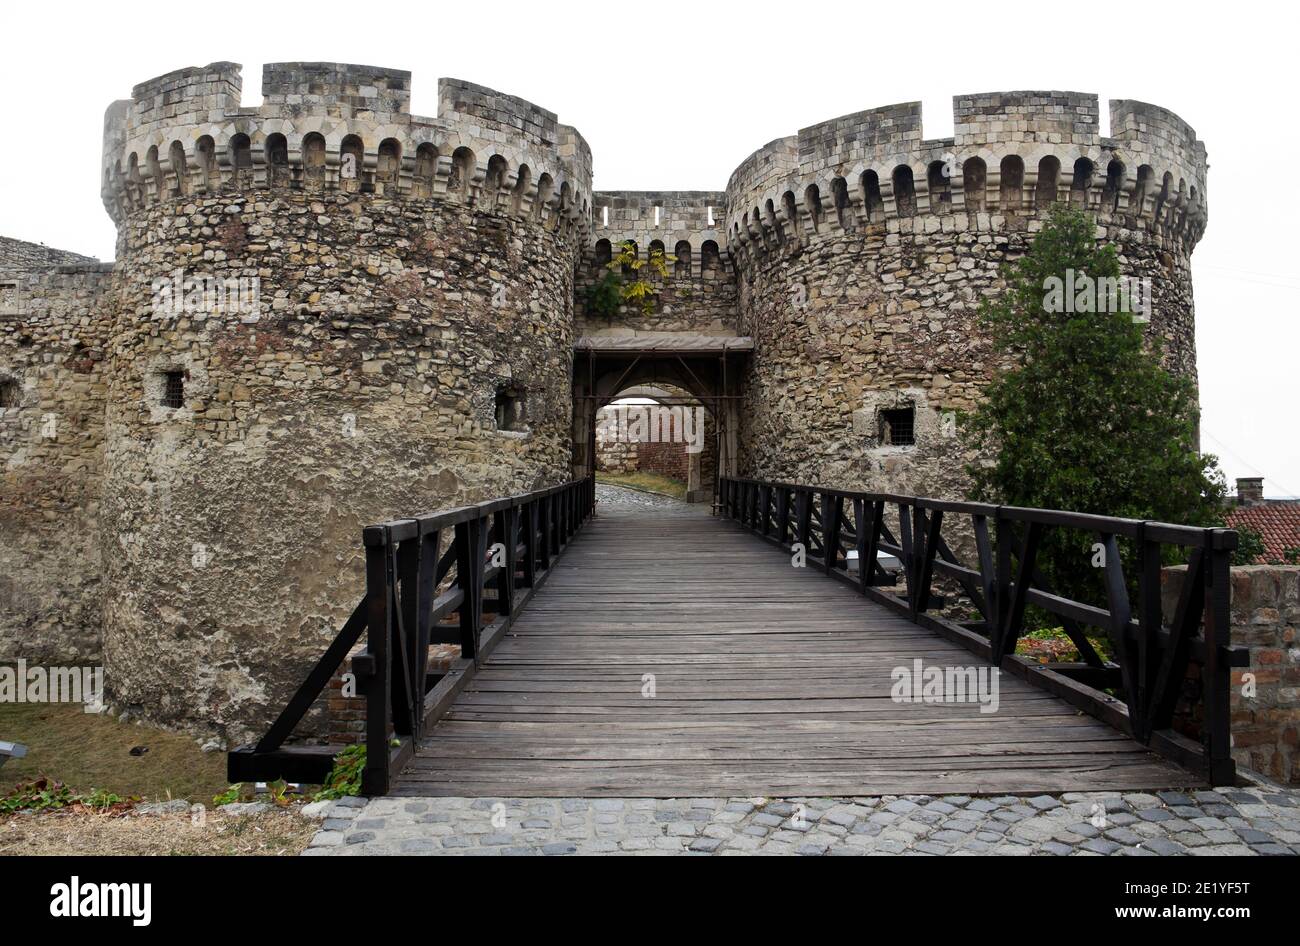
xmin=0 ymin=61 xmax=1207 ymax=743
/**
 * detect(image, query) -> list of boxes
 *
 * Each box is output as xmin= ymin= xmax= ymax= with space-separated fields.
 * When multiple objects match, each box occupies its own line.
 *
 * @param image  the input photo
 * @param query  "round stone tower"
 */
xmin=98 ymin=62 xmax=592 ymax=741
xmin=722 ymin=92 xmax=1207 ymax=495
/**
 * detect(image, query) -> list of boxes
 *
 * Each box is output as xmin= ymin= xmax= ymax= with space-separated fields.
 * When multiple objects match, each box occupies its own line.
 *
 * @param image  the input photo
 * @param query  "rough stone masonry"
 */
xmin=0 ymin=62 xmax=1207 ymax=745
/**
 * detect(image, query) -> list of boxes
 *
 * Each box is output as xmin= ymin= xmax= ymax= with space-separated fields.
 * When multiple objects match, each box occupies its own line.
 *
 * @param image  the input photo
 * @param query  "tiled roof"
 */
xmin=1226 ymin=503 xmax=1300 ymax=563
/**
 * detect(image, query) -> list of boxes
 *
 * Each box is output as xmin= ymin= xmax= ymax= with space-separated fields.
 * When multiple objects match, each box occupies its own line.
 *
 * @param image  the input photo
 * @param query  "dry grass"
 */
xmin=0 ymin=808 xmax=316 ymax=856
xmin=0 ymin=700 xmax=231 ymax=803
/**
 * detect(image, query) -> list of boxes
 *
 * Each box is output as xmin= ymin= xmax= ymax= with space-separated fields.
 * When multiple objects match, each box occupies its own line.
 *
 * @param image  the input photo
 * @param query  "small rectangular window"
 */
xmin=494 ymin=384 xmax=526 ymax=431
xmin=162 ymin=371 xmax=185 ymax=409
xmin=0 ymin=378 xmax=18 ymax=408
xmin=879 ymin=406 xmax=915 ymax=446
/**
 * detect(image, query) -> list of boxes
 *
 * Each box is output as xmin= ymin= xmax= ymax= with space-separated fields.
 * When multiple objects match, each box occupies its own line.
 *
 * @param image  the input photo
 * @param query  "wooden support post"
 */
xmin=391 ymin=532 xmax=419 ymax=736
xmin=854 ymin=498 xmax=868 ymax=595
xmin=522 ymin=502 xmax=537 ymax=588
xmin=914 ymin=508 xmax=942 ymax=615
xmin=822 ymin=491 xmax=842 ymax=574
xmin=898 ymin=503 xmax=915 ymax=603
xmin=362 ymin=527 xmax=392 ymax=796
xmin=795 ymin=490 xmax=811 ymax=552
xmin=998 ymin=520 xmax=1041 ymax=662
xmin=1202 ymin=531 xmax=1235 ymax=785
xmin=973 ymin=513 xmax=995 ymax=629
xmin=494 ymin=508 xmax=515 ymax=617
xmin=455 ymin=519 xmax=480 ymax=660
xmin=1100 ymin=532 xmax=1138 ymax=734
xmin=1135 ymin=525 xmax=1162 ymax=742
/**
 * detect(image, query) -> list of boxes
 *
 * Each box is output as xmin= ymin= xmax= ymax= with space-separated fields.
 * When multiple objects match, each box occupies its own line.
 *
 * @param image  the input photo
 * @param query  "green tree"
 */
xmin=1231 ymin=525 xmax=1266 ymax=566
xmin=964 ymin=206 xmax=1227 ymax=606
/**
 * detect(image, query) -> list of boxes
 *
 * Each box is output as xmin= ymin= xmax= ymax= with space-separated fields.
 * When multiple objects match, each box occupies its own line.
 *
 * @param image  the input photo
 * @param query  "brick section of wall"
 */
xmin=325 ymin=642 xmax=369 ymax=746
xmin=638 ymin=438 xmax=688 ymax=481
xmin=1163 ymin=564 xmax=1300 ymax=783
xmin=326 ymin=642 xmax=460 ymax=746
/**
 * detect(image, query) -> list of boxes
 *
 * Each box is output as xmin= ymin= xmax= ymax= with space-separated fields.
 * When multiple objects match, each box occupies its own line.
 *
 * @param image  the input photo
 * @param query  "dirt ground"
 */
xmin=0 ymin=807 xmax=316 ymax=856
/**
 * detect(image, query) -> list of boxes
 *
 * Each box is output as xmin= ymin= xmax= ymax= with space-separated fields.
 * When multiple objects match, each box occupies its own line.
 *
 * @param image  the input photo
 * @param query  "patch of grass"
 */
xmin=597 ymin=470 xmax=687 ymax=499
xmin=0 ymin=701 xmax=230 ymax=804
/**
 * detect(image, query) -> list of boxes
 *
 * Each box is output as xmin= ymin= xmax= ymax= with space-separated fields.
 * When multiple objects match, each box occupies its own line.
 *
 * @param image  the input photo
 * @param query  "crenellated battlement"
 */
xmin=101 ymin=63 xmax=594 ymax=235
xmin=589 ymin=191 xmax=730 ymax=274
xmin=102 ymin=73 xmax=1210 ymax=278
xmin=261 ymin=62 xmax=412 ymax=121
xmin=722 ymin=90 xmax=1208 ymax=268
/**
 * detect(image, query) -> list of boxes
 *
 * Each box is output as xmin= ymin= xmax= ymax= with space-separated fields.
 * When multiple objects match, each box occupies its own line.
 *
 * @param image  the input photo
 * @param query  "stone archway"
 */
xmin=571 ymin=336 xmax=750 ymax=507
xmin=594 ymin=381 xmax=717 ymax=502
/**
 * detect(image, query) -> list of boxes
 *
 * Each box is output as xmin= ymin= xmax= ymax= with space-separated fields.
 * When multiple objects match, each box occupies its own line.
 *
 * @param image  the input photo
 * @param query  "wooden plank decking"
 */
xmin=394 ymin=501 xmax=1202 ymax=797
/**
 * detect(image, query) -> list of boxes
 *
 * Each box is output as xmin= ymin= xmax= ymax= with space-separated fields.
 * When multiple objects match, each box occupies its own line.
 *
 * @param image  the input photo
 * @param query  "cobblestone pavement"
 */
xmin=595 ymin=482 xmax=692 ymax=511
xmin=306 ymin=786 xmax=1300 ymax=856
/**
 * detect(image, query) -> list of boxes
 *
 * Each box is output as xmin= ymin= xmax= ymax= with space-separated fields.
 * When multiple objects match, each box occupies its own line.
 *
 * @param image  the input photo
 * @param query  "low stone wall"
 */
xmin=1163 ymin=564 xmax=1300 ymax=783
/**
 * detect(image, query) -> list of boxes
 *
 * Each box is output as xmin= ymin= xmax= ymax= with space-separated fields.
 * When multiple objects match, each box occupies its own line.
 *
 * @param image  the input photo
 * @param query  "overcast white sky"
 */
xmin=3 ymin=2 xmax=1294 ymax=496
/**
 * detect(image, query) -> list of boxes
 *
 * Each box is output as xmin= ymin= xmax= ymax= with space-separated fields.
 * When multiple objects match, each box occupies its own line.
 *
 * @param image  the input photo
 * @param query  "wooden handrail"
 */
xmin=720 ymin=476 xmax=1243 ymax=786
xmin=229 ymin=476 xmax=596 ymax=793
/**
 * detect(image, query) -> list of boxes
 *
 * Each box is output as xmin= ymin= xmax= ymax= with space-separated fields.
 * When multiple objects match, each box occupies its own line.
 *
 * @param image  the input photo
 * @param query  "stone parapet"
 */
xmin=101 ymin=64 xmax=593 ymax=235
xmin=1164 ymin=565 xmax=1300 ymax=784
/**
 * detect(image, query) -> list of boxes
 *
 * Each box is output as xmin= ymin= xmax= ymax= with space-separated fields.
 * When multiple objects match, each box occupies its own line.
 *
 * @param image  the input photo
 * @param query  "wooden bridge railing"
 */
xmin=229 ymin=476 xmax=596 ymax=795
xmin=720 ymin=476 xmax=1245 ymax=785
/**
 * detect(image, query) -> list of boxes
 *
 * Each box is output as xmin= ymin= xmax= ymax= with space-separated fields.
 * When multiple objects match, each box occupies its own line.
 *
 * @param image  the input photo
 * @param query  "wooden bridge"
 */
xmin=231 ymin=476 xmax=1245 ymax=797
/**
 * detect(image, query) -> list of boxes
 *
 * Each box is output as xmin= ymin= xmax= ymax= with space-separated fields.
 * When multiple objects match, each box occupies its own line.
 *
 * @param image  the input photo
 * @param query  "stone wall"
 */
xmin=723 ymin=92 xmax=1206 ymax=501
xmin=100 ymin=188 xmax=580 ymax=745
xmin=1163 ymin=565 xmax=1300 ymax=784
xmin=732 ymin=216 xmax=1195 ymax=501
xmin=89 ymin=62 xmax=593 ymax=745
xmin=1225 ymin=567 xmax=1300 ymax=783
xmin=0 ymin=263 xmax=113 ymax=664
xmin=0 ymin=236 xmax=99 ymax=276
xmin=594 ymin=405 xmax=638 ymax=473
xmin=577 ymin=192 xmax=739 ymax=337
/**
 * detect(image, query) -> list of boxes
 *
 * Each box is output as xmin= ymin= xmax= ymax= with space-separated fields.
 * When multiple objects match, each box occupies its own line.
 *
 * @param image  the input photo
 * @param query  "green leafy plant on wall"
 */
xmin=1231 ymin=526 xmax=1266 ymax=566
xmin=604 ymin=239 xmax=677 ymax=316
xmin=585 ymin=270 xmax=623 ymax=320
